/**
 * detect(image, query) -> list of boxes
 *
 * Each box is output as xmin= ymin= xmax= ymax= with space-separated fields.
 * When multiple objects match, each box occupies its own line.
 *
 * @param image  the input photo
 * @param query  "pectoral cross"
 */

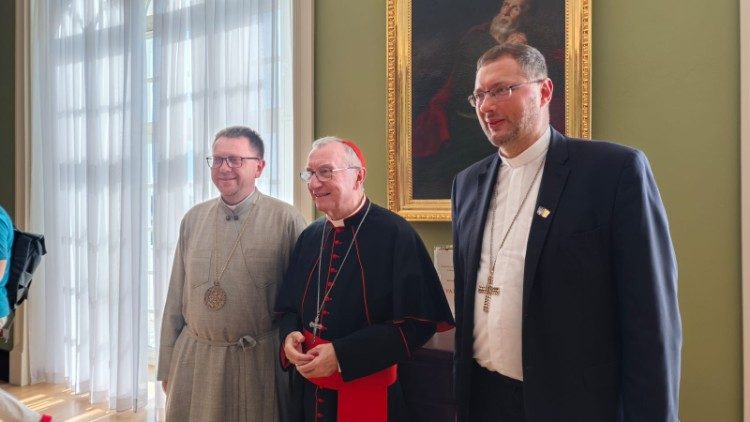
xmin=309 ymin=317 xmax=324 ymax=339
xmin=477 ymin=274 xmax=500 ymax=312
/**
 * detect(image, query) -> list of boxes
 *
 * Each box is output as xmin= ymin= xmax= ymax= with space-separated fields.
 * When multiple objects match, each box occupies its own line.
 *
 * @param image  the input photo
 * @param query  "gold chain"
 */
xmin=211 ymin=195 xmax=259 ymax=287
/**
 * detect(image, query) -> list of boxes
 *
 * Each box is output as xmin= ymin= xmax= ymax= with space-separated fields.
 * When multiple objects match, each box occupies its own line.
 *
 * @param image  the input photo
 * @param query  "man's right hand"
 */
xmin=283 ymin=331 xmax=314 ymax=366
xmin=161 ymin=381 xmax=168 ymax=394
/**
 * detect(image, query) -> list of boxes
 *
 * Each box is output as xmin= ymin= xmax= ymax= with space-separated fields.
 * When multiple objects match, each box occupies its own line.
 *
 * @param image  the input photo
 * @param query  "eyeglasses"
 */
xmin=467 ymin=79 xmax=545 ymax=107
xmin=206 ymin=156 xmax=261 ymax=168
xmin=300 ymin=167 xmax=360 ymax=182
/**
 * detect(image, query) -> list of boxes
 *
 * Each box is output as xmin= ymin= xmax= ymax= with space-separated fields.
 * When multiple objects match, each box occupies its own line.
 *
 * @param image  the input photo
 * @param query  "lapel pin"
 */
xmin=536 ymin=206 xmax=551 ymax=218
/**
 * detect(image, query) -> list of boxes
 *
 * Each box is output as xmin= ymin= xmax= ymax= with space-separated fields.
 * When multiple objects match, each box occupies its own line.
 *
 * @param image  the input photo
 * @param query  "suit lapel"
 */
xmin=464 ymin=155 xmax=501 ymax=312
xmin=522 ymin=129 xmax=570 ymax=310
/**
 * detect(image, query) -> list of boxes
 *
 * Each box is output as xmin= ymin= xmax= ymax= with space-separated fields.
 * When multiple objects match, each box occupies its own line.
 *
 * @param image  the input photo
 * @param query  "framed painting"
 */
xmin=386 ymin=0 xmax=591 ymax=221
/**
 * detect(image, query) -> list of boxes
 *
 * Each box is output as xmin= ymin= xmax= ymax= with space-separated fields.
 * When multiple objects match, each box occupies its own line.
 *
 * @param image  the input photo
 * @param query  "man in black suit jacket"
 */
xmin=452 ymin=43 xmax=681 ymax=421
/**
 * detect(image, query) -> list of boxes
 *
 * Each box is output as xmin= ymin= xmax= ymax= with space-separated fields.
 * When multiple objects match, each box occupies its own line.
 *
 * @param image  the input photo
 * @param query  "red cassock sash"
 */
xmin=303 ymin=330 xmax=397 ymax=422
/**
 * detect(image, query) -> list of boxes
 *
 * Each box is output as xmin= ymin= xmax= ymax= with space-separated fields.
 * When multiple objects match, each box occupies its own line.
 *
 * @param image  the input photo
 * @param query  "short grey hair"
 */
xmin=476 ymin=43 xmax=548 ymax=80
xmin=213 ymin=125 xmax=265 ymax=158
xmin=310 ymin=136 xmax=363 ymax=168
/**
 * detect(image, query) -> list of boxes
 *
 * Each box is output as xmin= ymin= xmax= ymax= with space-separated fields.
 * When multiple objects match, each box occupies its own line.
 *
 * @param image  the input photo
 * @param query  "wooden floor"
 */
xmin=0 ymin=381 xmax=155 ymax=421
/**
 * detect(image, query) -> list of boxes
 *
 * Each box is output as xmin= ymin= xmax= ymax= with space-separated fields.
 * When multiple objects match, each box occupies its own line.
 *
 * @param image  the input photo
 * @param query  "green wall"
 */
xmin=315 ymin=1 xmax=740 ymax=420
xmin=0 ymin=1 xmax=15 ymax=217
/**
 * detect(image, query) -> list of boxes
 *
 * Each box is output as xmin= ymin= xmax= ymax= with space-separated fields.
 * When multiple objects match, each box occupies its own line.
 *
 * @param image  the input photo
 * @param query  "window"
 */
xmin=28 ymin=0 xmax=313 ymax=410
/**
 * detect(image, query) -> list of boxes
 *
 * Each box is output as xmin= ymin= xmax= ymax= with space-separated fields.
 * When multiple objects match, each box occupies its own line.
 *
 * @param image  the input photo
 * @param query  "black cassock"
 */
xmin=275 ymin=199 xmax=454 ymax=422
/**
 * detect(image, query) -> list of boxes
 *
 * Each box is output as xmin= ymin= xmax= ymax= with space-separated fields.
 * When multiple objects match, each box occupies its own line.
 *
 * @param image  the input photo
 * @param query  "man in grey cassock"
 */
xmin=158 ymin=126 xmax=307 ymax=421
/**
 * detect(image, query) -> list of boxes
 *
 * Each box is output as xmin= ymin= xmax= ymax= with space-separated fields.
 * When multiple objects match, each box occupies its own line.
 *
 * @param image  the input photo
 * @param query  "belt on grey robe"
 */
xmin=185 ymin=328 xmax=275 ymax=350
xmin=185 ymin=328 xmax=277 ymax=421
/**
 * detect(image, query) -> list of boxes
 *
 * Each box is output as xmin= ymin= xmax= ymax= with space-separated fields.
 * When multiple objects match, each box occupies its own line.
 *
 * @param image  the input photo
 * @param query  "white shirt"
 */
xmin=473 ymin=128 xmax=550 ymax=381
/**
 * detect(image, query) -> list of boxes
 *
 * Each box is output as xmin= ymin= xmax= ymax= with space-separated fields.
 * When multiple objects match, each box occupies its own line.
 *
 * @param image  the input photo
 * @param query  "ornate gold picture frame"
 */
xmin=386 ymin=0 xmax=591 ymax=222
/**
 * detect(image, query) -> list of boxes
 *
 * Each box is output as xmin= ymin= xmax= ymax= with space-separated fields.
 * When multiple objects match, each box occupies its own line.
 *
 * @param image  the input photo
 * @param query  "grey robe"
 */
xmin=158 ymin=191 xmax=306 ymax=421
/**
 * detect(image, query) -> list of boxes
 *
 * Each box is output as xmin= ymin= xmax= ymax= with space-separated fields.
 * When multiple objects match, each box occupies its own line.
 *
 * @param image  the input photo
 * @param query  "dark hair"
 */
xmin=476 ymin=43 xmax=548 ymax=79
xmin=213 ymin=126 xmax=265 ymax=158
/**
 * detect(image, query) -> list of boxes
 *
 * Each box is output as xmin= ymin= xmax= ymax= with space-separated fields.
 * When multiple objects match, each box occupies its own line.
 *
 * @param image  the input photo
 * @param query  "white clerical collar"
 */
xmin=222 ymin=189 xmax=257 ymax=211
xmin=328 ymin=195 xmax=367 ymax=228
xmin=500 ymin=127 xmax=551 ymax=169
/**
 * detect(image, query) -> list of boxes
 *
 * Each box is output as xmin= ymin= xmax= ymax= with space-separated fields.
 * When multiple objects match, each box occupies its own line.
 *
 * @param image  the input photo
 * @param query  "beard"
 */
xmin=489 ymin=14 xmax=518 ymax=42
xmin=485 ymin=95 xmax=542 ymax=151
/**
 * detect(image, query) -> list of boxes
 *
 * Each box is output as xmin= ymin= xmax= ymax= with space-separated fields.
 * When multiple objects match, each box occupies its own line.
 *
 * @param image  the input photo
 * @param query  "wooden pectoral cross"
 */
xmin=477 ymin=282 xmax=500 ymax=313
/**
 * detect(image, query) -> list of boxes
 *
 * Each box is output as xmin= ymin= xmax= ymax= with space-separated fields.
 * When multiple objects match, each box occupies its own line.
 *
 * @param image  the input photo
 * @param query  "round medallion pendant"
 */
xmin=204 ymin=285 xmax=227 ymax=311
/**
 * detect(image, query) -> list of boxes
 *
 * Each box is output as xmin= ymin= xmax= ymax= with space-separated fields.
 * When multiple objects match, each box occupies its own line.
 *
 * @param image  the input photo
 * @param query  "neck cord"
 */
xmin=211 ymin=196 xmax=258 ymax=286
xmin=312 ymin=200 xmax=372 ymax=339
xmin=487 ymin=158 xmax=545 ymax=283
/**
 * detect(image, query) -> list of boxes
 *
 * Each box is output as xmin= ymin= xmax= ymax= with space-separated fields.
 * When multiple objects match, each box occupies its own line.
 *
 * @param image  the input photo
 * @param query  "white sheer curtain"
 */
xmin=151 ymin=0 xmax=294 ymax=415
xmin=151 ymin=0 xmax=294 ymax=336
xmin=24 ymin=0 xmax=294 ymax=416
xmin=27 ymin=0 xmax=149 ymax=412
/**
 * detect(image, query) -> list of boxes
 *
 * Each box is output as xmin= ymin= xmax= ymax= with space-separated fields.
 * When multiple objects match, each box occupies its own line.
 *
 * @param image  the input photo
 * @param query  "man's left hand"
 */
xmin=296 ymin=343 xmax=339 ymax=379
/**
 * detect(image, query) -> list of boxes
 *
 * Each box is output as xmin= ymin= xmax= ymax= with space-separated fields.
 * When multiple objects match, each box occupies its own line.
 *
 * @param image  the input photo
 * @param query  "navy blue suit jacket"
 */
xmin=451 ymin=128 xmax=681 ymax=421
